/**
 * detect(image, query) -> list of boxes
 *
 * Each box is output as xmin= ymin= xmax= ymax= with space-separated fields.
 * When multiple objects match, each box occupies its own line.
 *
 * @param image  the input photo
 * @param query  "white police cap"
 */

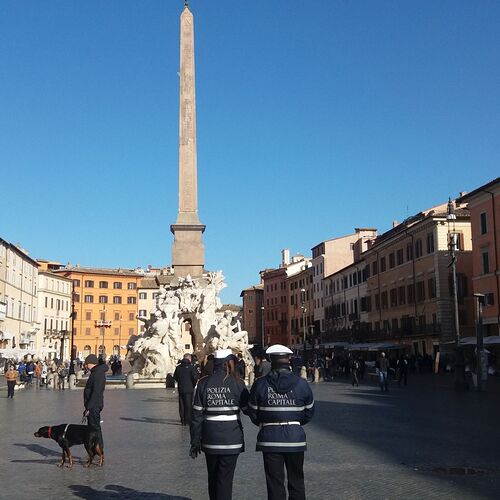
xmin=266 ymin=344 xmax=293 ymax=356
xmin=214 ymin=349 xmax=232 ymax=359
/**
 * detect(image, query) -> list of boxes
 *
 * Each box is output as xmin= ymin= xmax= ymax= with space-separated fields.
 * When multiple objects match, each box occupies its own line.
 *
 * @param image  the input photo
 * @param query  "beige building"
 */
xmin=323 ymin=258 xmax=369 ymax=345
xmin=311 ymin=229 xmax=377 ymax=335
xmin=37 ymin=269 xmax=72 ymax=360
xmin=0 ymin=238 xmax=39 ymax=359
xmin=363 ymin=202 xmax=474 ymax=356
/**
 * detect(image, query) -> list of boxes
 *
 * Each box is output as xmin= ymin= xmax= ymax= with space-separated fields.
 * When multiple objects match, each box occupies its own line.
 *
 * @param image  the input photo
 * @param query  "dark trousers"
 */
xmin=263 ymin=452 xmax=305 ymax=500
xmin=87 ymin=407 xmax=104 ymax=450
xmin=398 ymin=370 xmax=408 ymax=386
xmin=7 ymin=381 xmax=15 ymax=398
xmin=205 ymin=453 xmax=238 ymax=500
xmin=178 ymin=391 xmax=193 ymax=425
xmin=351 ymin=369 xmax=359 ymax=386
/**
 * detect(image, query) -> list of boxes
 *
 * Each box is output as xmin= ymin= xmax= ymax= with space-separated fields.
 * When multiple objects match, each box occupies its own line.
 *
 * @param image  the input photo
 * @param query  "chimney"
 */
xmin=281 ymin=249 xmax=290 ymax=267
xmin=392 ymin=220 xmax=398 ymax=228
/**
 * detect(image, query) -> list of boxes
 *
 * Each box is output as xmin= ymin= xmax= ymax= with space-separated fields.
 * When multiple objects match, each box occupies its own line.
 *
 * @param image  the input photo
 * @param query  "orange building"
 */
xmin=458 ymin=178 xmax=500 ymax=335
xmin=55 ymin=267 xmax=143 ymax=360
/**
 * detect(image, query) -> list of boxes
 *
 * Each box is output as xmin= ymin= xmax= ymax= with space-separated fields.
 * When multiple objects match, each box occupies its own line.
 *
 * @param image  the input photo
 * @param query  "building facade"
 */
xmin=37 ymin=270 xmax=72 ymax=360
xmin=0 ymin=238 xmax=39 ymax=358
xmin=55 ymin=267 xmax=143 ymax=360
xmin=323 ymin=258 xmax=369 ymax=345
xmin=362 ymin=202 xmax=474 ymax=356
xmin=287 ymin=265 xmax=314 ymax=350
xmin=311 ymin=229 xmax=377 ymax=335
xmin=457 ymin=178 xmax=500 ymax=336
xmin=240 ymin=284 xmax=264 ymax=346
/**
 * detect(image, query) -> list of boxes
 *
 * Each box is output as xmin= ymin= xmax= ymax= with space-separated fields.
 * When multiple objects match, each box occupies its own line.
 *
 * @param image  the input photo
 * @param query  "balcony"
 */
xmin=95 ymin=320 xmax=112 ymax=328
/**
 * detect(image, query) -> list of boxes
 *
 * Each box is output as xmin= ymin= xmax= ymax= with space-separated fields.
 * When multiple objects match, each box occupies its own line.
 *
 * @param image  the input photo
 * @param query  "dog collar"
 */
xmin=48 ymin=426 xmax=52 ymax=439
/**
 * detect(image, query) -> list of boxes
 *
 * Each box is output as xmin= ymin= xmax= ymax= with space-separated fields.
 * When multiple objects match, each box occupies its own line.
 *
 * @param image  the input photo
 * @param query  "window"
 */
xmin=381 ymin=291 xmax=388 ymax=309
xmin=85 ymin=311 xmax=92 ymax=320
xmin=84 ymin=280 xmax=94 ymax=288
xmin=390 ymin=288 xmax=398 ymax=307
xmin=415 ymin=239 xmax=423 ymax=258
xmin=73 ymin=279 xmax=80 ymax=287
xmin=407 ymin=285 xmax=415 ymax=303
xmin=139 ymin=309 xmax=147 ymax=317
xmin=380 ymin=257 xmax=386 ymax=272
xmin=127 ymin=282 xmax=137 ymax=290
xmin=129 ymin=312 xmax=135 ymax=321
xmin=44 ymin=296 xmax=48 ymax=308
xmin=480 ymin=212 xmax=488 ymax=235
xmin=482 ymin=250 xmax=490 ymax=274
xmin=457 ymin=274 xmax=468 ymax=304
xmin=372 ymin=261 xmax=378 ymax=275
xmin=114 ymin=312 xmax=120 ymax=320
xmin=74 ymin=293 xmax=80 ymax=302
xmin=99 ymin=295 xmax=108 ymax=304
xmin=484 ymin=293 xmax=495 ymax=306
xmin=128 ymin=328 xmax=135 ymax=335
xmin=127 ymin=296 xmax=136 ymax=304
xmin=406 ymin=243 xmax=413 ymax=261
xmin=113 ymin=282 xmax=122 ymax=289
xmin=139 ymin=292 xmax=147 ymax=299
xmin=398 ymin=286 xmax=406 ymax=305
xmin=396 ymin=249 xmax=404 ymax=266
xmin=99 ymin=281 xmax=108 ymax=289
xmin=428 ymin=278 xmax=436 ymax=299
xmin=375 ymin=294 xmax=380 ymax=310
xmin=113 ymin=296 xmax=122 ymax=304
xmin=389 ymin=253 xmax=395 ymax=269
xmin=85 ymin=328 xmax=91 ymax=335
xmin=416 ymin=282 xmax=425 ymax=302
xmin=426 ymin=232 xmax=435 ymax=254
xmin=84 ymin=295 xmax=94 ymax=303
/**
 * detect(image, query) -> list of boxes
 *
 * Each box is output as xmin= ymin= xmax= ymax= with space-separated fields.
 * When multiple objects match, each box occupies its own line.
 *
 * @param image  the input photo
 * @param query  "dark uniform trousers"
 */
xmin=178 ymin=391 xmax=193 ymax=425
xmin=88 ymin=407 xmax=104 ymax=450
xmin=263 ymin=452 xmax=305 ymax=500
xmin=205 ymin=454 xmax=238 ymax=500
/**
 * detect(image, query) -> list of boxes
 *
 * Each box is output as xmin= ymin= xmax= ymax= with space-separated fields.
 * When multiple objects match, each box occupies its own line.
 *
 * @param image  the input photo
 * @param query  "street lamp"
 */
xmin=260 ymin=306 xmax=265 ymax=349
xmin=474 ymin=293 xmax=486 ymax=392
xmin=447 ymin=198 xmax=467 ymax=391
xmin=69 ymin=288 xmax=76 ymax=375
xmin=301 ymin=288 xmax=307 ymax=367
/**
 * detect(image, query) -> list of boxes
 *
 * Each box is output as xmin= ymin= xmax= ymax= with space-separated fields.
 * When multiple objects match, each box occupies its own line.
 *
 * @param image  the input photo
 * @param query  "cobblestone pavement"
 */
xmin=1 ymin=373 xmax=499 ymax=499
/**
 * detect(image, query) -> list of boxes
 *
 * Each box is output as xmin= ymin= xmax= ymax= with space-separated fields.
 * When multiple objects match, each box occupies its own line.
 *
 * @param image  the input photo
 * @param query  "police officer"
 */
xmin=190 ymin=349 xmax=249 ymax=500
xmin=248 ymin=344 xmax=314 ymax=500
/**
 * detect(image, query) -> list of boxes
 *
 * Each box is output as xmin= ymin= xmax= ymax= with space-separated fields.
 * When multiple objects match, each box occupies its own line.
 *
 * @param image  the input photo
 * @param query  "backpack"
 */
xmin=60 ymin=368 xmax=69 ymax=378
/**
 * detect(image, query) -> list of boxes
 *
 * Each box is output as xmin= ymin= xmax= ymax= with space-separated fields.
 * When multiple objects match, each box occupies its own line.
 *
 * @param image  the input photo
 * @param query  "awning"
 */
xmin=347 ymin=342 xmax=409 ymax=351
xmin=459 ymin=336 xmax=500 ymax=346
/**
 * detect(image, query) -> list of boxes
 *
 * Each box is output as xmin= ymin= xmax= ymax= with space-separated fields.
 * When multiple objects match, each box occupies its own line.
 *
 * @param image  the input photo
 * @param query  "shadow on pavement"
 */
xmin=69 ymin=484 xmax=191 ymax=499
xmin=120 ymin=417 xmax=182 ymax=426
xmin=14 ymin=442 xmax=63 ymax=457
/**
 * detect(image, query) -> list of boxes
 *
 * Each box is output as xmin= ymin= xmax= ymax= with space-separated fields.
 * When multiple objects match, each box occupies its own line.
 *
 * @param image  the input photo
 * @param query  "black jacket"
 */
xmin=174 ymin=359 xmax=198 ymax=393
xmin=84 ymin=364 xmax=108 ymax=410
xmin=191 ymin=366 xmax=249 ymax=455
xmin=248 ymin=368 xmax=314 ymax=453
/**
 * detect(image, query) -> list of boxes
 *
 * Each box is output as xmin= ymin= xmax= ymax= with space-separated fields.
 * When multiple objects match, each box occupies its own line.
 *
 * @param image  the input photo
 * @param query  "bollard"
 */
xmin=300 ymin=366 xmax=307 ymax=380
xmin=314 ymin=367 xmax=320 ymax=383
xmin=68 ymin=374 xmax=77 ymax=390
xmin=126 ymin=372 xmax=135 ymax=389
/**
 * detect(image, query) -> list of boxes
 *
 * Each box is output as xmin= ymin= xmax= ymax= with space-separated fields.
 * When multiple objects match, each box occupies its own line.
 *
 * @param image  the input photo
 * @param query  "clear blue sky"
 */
xmin=1 ymin=0 xmax=498 ymax=304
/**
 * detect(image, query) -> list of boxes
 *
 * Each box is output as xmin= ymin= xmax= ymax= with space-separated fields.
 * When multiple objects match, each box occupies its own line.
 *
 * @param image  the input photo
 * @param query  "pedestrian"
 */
xmin=5 ymin=365 xmax=18 ymax=398
xmin=190 ymin=349 xmax=249 ymax=500
xmin=17 ymin=360 xmax=26 ymax=385
xmin=255 ymin=354 xmax=271 ymax=379
xmin=248 ymin=344 xmax=315 ymax=500
xmin=58 ymin=363 xmax=69 ymax=390
xmin=83 ymin=354 xmax=108 ymax=455
xmin=351 ymin=357 xmax=359 ymax=387
xmin=379 ymin=352 xmax=389 ymax=392
xmin=26 ymin=360 xmax=35 ymax=384
xmin=173 ymin=353 xmax=198 ymax=426
xmin=40 ymin=361 xmax=48 ymax=387
xmin=236 ymin=352 xmax=246 ymax=379
xmin=398 ymin=355 xmax=409 ymax=387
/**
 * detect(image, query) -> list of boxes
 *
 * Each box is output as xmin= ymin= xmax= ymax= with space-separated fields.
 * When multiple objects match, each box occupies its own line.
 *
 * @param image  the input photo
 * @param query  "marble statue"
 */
xmin=128 ymin=271 xmax=254 ymax=380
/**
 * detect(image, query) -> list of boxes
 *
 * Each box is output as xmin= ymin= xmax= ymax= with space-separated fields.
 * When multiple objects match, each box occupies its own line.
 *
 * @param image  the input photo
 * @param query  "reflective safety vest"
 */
xmin=248 ymin=369 xmax=314 ymax=453
xmin=191 ymin=369 xmax=249 ymax=455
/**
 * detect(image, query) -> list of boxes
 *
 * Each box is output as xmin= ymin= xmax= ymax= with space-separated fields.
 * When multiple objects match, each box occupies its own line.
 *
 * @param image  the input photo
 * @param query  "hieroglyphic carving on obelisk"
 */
xmin=170 ymin=3 xmax=206 ymax=278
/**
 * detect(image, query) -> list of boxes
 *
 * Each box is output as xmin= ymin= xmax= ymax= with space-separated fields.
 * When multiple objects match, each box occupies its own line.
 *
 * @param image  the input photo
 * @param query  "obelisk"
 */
xmin=170 ymin=2 xmax=206 ymax=278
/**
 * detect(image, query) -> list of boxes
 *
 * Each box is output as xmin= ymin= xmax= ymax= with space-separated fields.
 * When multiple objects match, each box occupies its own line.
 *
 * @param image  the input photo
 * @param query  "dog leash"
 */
xmin=61 ymin=424 xmax=70 ymax=439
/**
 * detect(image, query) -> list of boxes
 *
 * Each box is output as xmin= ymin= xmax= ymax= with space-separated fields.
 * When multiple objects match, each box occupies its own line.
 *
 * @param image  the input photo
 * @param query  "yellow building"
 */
xmin=55 ymin=267 xmax=143 ymax=360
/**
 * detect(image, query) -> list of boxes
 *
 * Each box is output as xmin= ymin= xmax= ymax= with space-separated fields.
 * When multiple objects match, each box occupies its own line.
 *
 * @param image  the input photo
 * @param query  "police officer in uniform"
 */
xmin=190 ymin=349 xmax=249 ymax=500
xmin=173 ymin=353 xmax=198 ymax=425
xmin=248 ymin=344 xmax=314 ymax=500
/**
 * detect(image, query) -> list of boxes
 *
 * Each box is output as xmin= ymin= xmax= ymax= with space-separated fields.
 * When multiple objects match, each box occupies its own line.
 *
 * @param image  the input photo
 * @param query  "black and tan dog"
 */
xmin=34 ymin=424 xmax=104 ymax=468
